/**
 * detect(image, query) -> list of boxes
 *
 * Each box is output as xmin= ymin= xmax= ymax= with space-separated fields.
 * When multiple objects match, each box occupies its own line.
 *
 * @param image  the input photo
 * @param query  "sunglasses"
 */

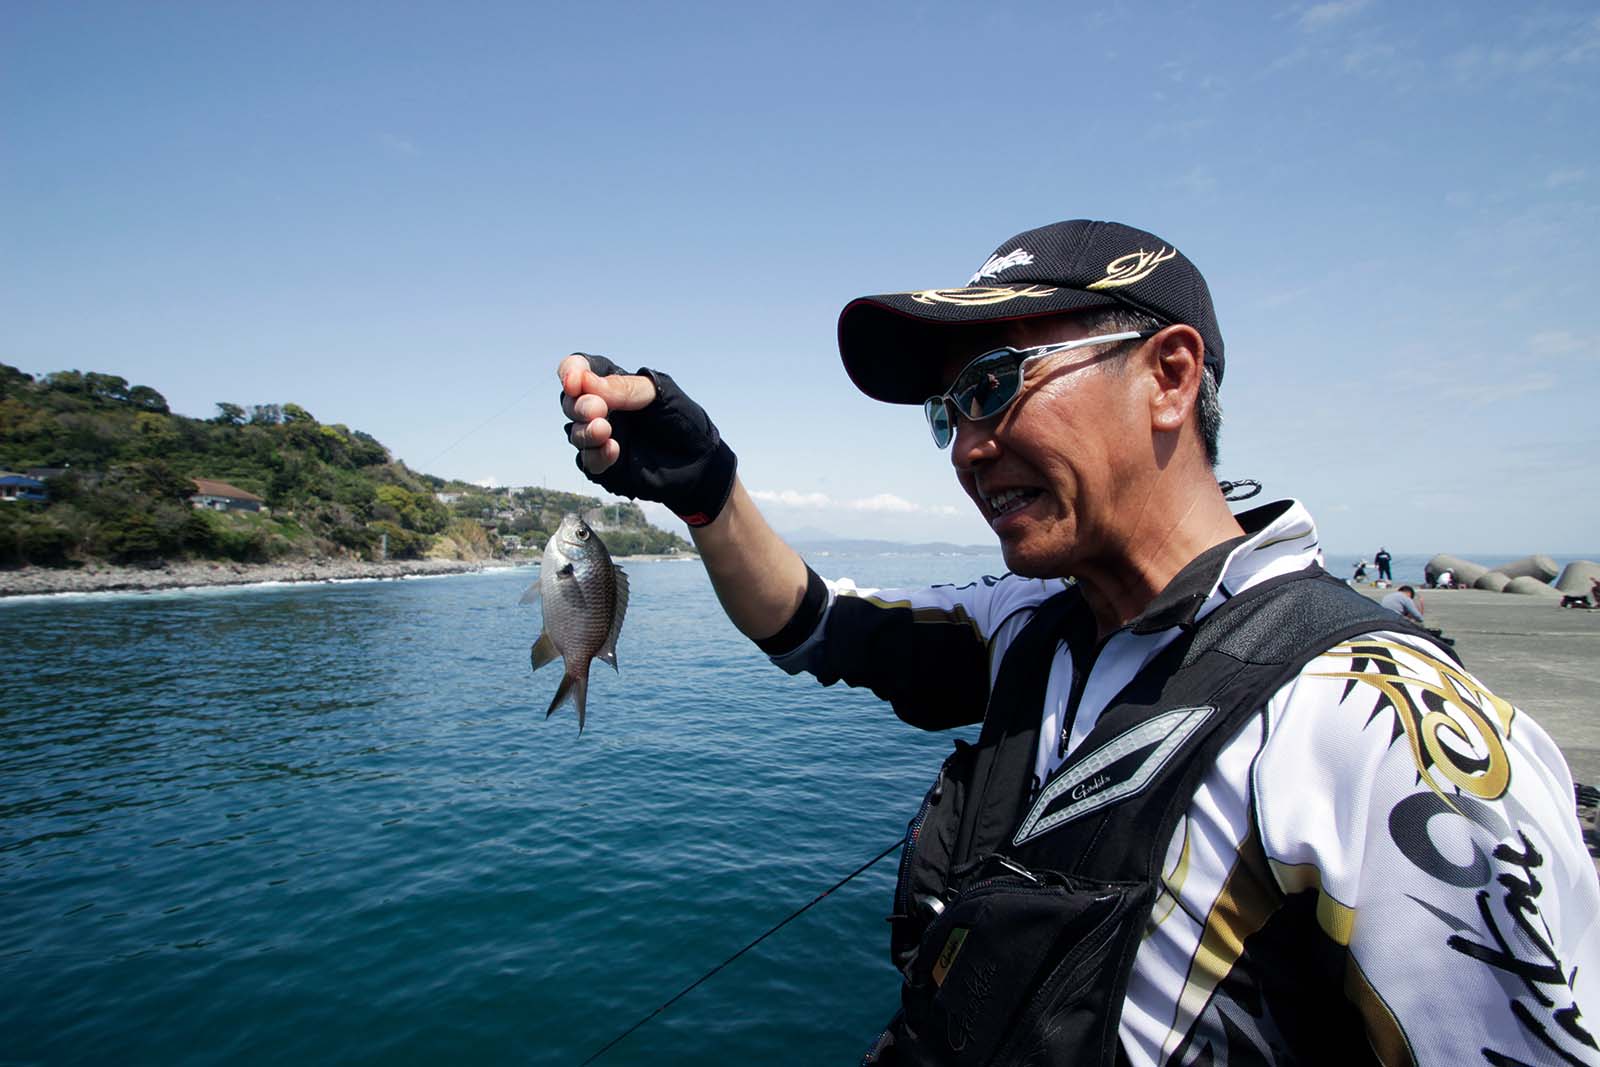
xmin=922 ymin=331 xmax=1156 ymax=448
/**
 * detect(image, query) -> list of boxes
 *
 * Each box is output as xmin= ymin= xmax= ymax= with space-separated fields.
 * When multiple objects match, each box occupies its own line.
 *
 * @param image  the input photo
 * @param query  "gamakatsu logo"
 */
xmin=968 ymin=249 xmax=1034 ymax=284
xmin=1013 ymin=705 xmax=1217 ymax=845
xmin=908 ymin=285 xmax=1059 ymax=306
xmin=1085 ymin=247 xmax=1177 ymax=290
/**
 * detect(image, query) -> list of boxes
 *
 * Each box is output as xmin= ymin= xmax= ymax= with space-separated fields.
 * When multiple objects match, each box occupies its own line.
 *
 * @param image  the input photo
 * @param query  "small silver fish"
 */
xmin=520 ymin=513 xmax=629 ymax=732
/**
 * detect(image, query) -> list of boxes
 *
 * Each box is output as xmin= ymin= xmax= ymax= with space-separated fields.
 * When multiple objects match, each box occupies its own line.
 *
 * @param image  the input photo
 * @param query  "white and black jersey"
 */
xmin=772 ymin=499 xmax=1600 ymax=1065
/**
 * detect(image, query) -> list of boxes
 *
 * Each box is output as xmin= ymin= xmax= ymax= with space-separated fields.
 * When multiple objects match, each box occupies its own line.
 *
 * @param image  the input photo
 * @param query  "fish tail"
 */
xmin=544 ymin=668 xmax=590 ymax=734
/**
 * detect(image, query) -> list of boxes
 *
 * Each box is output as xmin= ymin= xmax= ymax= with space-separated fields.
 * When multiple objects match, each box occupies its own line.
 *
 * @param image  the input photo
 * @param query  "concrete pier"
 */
xmin=1357 ymin=586 xmax=1600 ymax=785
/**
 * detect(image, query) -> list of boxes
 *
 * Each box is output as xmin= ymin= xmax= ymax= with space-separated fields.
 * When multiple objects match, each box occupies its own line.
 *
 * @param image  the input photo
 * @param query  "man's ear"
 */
xmin=1147 ymin=325 xmax=1205 ymax=434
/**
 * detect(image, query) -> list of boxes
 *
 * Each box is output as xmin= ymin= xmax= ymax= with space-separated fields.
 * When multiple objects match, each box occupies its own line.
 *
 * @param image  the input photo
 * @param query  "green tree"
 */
xmin=347 ymin=430 xmax=388 ymax=466
xmin=84 ymin=373 xmax=131 ymax=403
xmin=0 ymin=363 xmax=34 ymax=400
xmin=213 ymin=402 xmax=246 ymax=425
xmin=127 ymin=385 xmax=169 ymax=413
xmin=45 ymin=370 xmax=87 ymax=395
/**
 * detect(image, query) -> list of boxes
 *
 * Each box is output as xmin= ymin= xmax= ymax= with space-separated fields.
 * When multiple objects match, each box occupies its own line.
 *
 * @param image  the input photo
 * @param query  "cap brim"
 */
xmin=838 ymin=285 xmax=1124 ymax=404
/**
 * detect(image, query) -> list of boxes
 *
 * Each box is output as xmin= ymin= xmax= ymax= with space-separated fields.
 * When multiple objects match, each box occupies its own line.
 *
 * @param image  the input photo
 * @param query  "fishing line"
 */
xmin=580 ymin=835 xmax=906 ymax=1065
xmin=417 ymin=384 xmax=538 ymax=472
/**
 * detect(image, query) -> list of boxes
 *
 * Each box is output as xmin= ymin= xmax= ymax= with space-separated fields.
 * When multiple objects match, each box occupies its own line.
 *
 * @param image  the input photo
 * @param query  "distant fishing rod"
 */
xmin=580 ymin=835 xmax=906 ymax=1065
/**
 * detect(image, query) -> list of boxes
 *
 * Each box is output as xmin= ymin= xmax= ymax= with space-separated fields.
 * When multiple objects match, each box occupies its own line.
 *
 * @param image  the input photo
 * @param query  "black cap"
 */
xmin=837 ymin=219 xmax=1224 ymax=404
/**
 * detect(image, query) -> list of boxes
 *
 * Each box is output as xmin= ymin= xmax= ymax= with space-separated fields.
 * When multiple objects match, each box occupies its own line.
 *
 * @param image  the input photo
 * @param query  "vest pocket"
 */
xmin=889 ymin=740 xmax=978 ymax=975
xmin=898 ymin=864 xmax=1151 ymax=1066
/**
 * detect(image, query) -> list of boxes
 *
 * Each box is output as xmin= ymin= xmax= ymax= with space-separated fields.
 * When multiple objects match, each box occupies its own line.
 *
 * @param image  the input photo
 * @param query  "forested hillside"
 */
xmin=0 ymin=364 xmax=690 ymax=567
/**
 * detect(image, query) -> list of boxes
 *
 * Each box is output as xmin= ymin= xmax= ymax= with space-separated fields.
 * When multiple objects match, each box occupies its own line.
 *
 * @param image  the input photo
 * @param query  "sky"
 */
xmin=4 ymin=1 xmax=1598 ymax=555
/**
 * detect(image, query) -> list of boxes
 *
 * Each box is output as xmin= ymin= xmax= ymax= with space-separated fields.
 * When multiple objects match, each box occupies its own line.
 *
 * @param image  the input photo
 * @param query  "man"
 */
xmin=1375 ymin=546 xmax=1393 ymax=582
xmin=557 ymin=220 xmax=1598 ymax=1064
xmin=1380 ymin=583 xmax=1425 ymax=623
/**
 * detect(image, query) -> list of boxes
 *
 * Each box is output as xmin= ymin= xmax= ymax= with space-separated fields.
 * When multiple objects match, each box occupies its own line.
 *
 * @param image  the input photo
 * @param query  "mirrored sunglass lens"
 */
xmin=925 ymin=398 xmax=954 ymax=446
xmin=954 ymin=355 xmax=1022 ymax=419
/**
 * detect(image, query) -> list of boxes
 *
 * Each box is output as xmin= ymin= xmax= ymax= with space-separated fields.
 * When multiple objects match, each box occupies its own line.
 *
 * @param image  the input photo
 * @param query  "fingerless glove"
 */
xmin=567 ymin=353 xmax=738 ymax=527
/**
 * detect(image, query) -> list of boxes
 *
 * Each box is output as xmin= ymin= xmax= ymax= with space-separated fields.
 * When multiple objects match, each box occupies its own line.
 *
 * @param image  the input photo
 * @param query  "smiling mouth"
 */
xmin=984 ymin=487 xmax=1041 ymax=518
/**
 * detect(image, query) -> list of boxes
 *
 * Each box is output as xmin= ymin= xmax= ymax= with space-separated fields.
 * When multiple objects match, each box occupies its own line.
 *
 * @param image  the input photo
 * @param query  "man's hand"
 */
xmin=556 ymin=352 xmax=737 ymax=527
xmin=560 ymin=354 xmax=658 ymax=475
xmin=557 ymin=353 xmax=807 ymax=640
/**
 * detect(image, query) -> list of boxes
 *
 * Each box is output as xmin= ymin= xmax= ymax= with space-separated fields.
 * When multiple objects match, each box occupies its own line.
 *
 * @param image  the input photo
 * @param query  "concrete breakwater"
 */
xmin=1425 ymin=553 xmax=1600 ymax=599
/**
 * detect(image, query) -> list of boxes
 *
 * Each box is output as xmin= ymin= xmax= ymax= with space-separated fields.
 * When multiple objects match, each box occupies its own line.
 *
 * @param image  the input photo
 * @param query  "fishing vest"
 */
xmin=868 ymin=566 xmax=1455 ymax=1066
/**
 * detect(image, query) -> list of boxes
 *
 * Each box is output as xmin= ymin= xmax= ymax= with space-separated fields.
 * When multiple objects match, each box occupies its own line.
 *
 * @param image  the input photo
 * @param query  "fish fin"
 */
xmin=530 ymin=632 xmax=560 ymax=672
xmin=597 ymin=567 xmax=629 ymax=674
xmin=544 ymin=669 xmax=589 ymax=733
xmin=518 ymin=581 xmax=541 ymax=606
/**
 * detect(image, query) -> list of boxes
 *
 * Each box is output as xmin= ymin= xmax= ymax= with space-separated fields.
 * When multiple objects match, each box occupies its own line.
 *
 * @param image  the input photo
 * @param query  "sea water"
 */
xmin=2 ymin=543 xmax=1580 ymax=1065
xmin=0 ymin=553 xmax=996 ymax=1066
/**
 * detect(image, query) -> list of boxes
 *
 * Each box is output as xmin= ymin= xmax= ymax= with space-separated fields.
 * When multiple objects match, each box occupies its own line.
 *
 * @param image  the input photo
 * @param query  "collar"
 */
xmin=1127 ymin=499 xmax=1319 ymax=634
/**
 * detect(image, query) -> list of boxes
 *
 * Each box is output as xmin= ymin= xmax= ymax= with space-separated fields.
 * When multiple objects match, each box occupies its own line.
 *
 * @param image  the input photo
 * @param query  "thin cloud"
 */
xmin=1441 ymin=373 xmax=1558 ymax=409
xmin=1448 ymin=18 xmax=1600 ymax=82
xmin=1173 ymin=165 xmax=1217 ymax=197
xmin=851 ymin=493 xmax=924 ymax=514
xmin=1299 ymin=0 xmax=1372 ymax=31
xmin=1264 ymin=44 xmax=1312 ymax=75
xmin=1343 ymin=42 xmax=1398 ymax=74
xmin=378 ymin=132 xmax=419 ymax=156
xmin=750 ymin=489 xmax=832 ymax=508
xmin=1528 ymin=331 xmax=1599 ymax=362
xmin=1543 ymin=168 xmax=1587 ymax=189
xmin=751 ymin=489 xmax=960 ymax=516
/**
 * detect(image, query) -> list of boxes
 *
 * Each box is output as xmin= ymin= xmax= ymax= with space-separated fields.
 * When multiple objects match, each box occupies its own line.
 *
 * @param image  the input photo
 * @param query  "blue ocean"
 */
xmin=1 ymin=552 xmax=1001 ymax=1066
xmin=0 ymin=544 xmax=1566 ymax=1065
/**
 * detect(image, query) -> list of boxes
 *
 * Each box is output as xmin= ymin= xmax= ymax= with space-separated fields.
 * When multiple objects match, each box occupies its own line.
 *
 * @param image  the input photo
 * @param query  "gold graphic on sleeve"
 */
xmin=1085 ymin=247 xmax=1177 ymax=290
xmin=907 ymin=285 xmax=1059 ymax=306
xmin=1310 ymin=640 xmax=1515 ymax=809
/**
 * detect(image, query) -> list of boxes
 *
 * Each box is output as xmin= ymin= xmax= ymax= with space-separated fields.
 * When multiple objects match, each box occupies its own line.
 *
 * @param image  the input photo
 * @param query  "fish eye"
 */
xmin=576 ymin=527 xmax=590 ymax=540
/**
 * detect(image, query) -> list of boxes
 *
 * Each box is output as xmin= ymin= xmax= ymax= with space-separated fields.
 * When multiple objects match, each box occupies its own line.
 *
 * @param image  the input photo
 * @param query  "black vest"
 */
xmin=869 ymin=566 xmax=1454 ymax=1066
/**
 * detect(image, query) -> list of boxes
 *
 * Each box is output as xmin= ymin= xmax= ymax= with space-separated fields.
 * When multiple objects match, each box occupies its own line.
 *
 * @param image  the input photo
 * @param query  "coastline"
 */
xmin=0 ymin=550 xmax=698 ymax=599
xmin=0 ymin=557 xmax=524 ymax=598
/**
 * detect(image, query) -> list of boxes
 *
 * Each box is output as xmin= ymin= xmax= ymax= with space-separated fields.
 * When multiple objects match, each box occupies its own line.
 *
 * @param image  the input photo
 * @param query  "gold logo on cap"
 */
xmin=908 ymin=285 xmax=1059 ymax=306
xmin=1085 ymin=247 xmax=1177 ymax=291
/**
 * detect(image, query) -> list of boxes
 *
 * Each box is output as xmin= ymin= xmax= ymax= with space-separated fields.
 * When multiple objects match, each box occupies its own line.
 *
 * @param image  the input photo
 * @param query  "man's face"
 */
xmin=932 ymin=314 xmax=1151 ymax=578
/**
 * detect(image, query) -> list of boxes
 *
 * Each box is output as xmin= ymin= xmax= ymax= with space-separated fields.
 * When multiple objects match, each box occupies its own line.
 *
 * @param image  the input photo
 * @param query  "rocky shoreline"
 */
xmin=0 ymin=557 xmax=524 ymax=598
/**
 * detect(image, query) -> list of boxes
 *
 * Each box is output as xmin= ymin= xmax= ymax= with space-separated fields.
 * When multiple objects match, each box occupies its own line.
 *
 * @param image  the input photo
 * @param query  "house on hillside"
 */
xmin=190 ymin=478 xmax=265 ymax=513
xmin=0 ymin=472 xmax=48 ymax=503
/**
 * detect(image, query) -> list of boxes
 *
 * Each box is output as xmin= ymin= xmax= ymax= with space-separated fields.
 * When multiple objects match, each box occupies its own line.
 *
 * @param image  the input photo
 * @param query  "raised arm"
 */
xmin=558 ymin=353 xmax=809 ymax=641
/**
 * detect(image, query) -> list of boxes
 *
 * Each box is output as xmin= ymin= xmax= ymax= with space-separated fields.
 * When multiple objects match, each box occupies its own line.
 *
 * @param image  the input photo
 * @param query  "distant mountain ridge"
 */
xmin=789 ymin=536 xmax=998 ymax=556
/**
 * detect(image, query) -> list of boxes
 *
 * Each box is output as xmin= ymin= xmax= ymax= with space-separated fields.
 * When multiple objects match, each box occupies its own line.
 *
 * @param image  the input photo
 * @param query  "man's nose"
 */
xmin=950 ymin=414 xmax=1000 ymax=470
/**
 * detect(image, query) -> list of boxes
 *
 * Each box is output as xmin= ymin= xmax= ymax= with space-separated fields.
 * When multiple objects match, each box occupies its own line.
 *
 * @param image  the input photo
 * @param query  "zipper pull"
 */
xmin=991 ymin=855 xmax=1041 ymax=884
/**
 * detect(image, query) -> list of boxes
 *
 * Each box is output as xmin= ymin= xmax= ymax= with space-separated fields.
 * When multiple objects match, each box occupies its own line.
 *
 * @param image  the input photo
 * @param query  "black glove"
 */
xmin=565 ymin=353 xmax=738 ymax=527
